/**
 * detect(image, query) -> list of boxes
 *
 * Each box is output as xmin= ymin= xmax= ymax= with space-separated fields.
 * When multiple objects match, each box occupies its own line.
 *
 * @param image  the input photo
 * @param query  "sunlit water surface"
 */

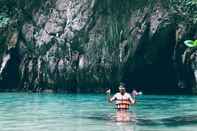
xmin=0 ymin=93 xmax=197 ymax=131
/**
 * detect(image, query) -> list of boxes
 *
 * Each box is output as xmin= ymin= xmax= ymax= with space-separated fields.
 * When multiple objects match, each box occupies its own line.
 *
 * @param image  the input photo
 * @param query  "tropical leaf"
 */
xmin=184 ymin=40 xmax=194 ymax=47
xmin=193 ymin=40 xmax=197 ymax=46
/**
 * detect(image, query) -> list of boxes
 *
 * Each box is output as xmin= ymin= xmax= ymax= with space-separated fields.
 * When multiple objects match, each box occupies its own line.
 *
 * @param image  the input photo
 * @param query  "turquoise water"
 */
xmin=0 ymin=93 xmax=197 ymax=131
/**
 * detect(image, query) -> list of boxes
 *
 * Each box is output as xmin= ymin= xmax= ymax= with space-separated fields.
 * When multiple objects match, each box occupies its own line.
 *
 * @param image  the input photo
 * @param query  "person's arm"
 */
xmin=110 ymin=94 xmax=117 ymax=102
xmin=128 ymin=94 xmax=136 ymax=105
xmin=106 ymin=89 xmax=116 ymax=103
xmin=106 ymin=89 xmax=111 ymax=102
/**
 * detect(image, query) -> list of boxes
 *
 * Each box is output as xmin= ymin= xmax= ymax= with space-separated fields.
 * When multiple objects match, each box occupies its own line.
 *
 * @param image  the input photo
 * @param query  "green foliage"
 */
xmin=0 ymin=14 xmax=9 ymax=54
xmin=0 ymin=15 xmax=9 ymax=28
xmin=102 ymin=18 xmax=133 ymax=65
xmin=169 ymin=0 xmax=197 ymax=24
xmin=97 ymin=0 xmax=154 ymax=17
xmin=184 ymin=39 xmax=197 ymax=47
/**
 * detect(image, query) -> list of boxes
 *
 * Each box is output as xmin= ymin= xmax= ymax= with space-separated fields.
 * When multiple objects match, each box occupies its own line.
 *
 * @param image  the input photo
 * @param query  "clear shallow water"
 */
xmin=0 ymin=93 xmax=197 ymax=131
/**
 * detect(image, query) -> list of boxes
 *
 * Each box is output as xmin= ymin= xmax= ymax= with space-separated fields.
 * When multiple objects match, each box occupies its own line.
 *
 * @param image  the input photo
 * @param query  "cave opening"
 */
xmin=123 ymin=24 xmax=191 ymax=94
xmin=125 ymin=58 xmax=181 ymax=94
xmin=0 ymin=48 xmax=20 ymax=91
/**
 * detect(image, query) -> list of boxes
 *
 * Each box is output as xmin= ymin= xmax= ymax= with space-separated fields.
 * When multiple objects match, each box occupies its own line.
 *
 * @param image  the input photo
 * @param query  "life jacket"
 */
xmin=115 ymin=98 xmax=131 ymax=110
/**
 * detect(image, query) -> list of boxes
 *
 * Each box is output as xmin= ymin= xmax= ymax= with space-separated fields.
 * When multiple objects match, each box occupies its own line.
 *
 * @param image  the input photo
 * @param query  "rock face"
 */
xmin=0 ymin=0 xmax=196 ymax=93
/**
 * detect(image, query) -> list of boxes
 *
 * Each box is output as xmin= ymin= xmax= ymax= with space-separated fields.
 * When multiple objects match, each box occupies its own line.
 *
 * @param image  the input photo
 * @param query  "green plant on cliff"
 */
xmin=169 ymin=0 xmax=197 ymax=24
xmin=0 ymin=35 xmax=6 ymax=55
xmin=104 ymin=19 xmax=133 ymax=64
xmin=0 ymin=15 xmax=9 ymax=28
xmin=184 ymin=40 xmax=197 ymax=47
xmin=0 ymin=14 xmax=9 ymax=55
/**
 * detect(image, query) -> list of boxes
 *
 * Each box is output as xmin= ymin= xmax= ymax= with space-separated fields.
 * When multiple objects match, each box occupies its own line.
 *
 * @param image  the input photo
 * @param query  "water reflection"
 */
xmin=115 ymin=111 xmax=136 ymax=122
xmin=84 ymin=111 xmax=137 ymax=131
xmin=113 ymin=122 xmax=136 ymax=131
xmin=113 ymin=112 xmax=137 ymax=131
xmin=84 ymin=111 xmax=136 ymax=123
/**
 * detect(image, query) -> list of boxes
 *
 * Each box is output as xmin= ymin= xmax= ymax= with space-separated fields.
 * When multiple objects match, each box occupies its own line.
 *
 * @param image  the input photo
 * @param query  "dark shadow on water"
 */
xmin=161 ymin=115 xmax=197 ymax=126
xmin=138 ymin=115 xmax=197 ymax=126
xmin=82 ymin=112 xmax=137 ymax=123
xmin=82 ymin=112 xmax=197 ymax=126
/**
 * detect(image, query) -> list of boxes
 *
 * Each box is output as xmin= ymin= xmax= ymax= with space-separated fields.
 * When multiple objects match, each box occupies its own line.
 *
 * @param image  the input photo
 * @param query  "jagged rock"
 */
xmin=0 ymin=0 xmax=196 ymax=94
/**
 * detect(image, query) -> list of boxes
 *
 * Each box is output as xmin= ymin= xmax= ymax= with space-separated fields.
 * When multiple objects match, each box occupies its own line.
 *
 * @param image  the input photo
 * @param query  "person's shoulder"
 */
xmin=114 ymin=92 xmax=121 ymax=97
xmin=115 ymin=92 xmax=121 ymax=96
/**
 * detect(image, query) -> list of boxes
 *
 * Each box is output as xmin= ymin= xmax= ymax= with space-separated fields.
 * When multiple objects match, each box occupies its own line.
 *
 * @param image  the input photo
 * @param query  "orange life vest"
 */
xmin=115 ymin=98 xmax=131 ymax=110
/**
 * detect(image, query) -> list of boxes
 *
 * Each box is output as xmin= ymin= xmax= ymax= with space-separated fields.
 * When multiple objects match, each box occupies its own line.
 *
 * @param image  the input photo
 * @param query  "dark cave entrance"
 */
xmin=123 ymin=24 xmax=191 ymax=94
xmin=0 ymin=48 xmax=20 ymax=91
xmin=125 ymin=58 xmax=181 ymax=94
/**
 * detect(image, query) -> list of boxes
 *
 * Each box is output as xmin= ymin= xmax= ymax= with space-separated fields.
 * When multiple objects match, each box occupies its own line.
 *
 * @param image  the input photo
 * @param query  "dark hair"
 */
xmin=119 ymin=82 xmax=126 ymax=87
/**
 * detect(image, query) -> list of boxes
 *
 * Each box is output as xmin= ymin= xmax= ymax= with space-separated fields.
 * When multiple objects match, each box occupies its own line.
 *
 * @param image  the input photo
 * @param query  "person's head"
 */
xmin=118 ymin=83 xmax=126 ymax=94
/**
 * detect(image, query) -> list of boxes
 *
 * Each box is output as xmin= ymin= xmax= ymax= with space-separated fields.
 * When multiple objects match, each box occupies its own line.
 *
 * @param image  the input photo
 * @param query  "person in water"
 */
xmin=106 ymin=83 xmax=136 ymax=109
xmin=106 ymin=83 xmax=136 ymax=122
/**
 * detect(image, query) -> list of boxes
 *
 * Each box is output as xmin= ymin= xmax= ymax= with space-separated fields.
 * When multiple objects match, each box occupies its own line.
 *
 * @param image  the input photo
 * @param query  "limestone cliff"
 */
xmin=0 ymin=0 xmax=196 ymax=94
